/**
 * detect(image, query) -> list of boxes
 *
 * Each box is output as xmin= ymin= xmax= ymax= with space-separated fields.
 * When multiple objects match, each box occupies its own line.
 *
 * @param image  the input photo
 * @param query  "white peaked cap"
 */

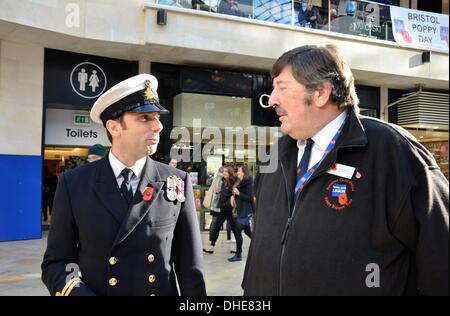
xmin=90 ymin=74 xmax=162 ymax=124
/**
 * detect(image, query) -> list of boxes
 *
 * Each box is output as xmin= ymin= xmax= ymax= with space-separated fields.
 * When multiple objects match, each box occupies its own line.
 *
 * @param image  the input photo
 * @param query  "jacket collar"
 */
xmin=279 ymin=107 xmax=368 ymax=158
xmin=93 ymin=157 xmax=129 ymax=224
xmin=236 ymin=177 xmax=253 ymax=188
xmin=336 ymin=108 xmax=368 ymax=149
xmin=277 ymin=108 xmax=368 ymax=210
xmin=112 ymin=157 xmax=165 ymax=248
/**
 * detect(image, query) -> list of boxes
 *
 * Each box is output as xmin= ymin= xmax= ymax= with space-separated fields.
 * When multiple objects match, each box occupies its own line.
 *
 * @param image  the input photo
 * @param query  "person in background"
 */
xmin=203 ymin=166 xmax=237 ymax=254
xmin=42 ymin=165 xmax=58 ymax=222
xmin=204 ymin=166 xmax=224 ymax=245
xmin=192 ymin=0 xmax=213 ymax=11
xmin=229 ymin=165 xmax=254 ymax=262
xmin=303 ymin=2 xmax=322 ymax=29
xmin=86 ymin=143 xmax=106 ymax=163
xmin=297 ymin=0 xmax=308 ymax=26
xmin=168 ymin=158 xmax=178 ymax=168
xmin=218 ymin=0 xmax=247 ymax=17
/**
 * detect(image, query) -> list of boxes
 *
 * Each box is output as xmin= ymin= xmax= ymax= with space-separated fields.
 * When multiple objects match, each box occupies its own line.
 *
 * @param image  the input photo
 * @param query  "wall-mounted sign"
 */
xmin=44 ymin=49 xmax=138 ymax=109
xmin=73 ymin=113 xmax=91 ymax=125
xmin=45 ymin=108 xmax=111 ymax=147
xmin=70 ymin=62 xmax=107 ymax=99
xmin=390 ymin=6 xmax=449 ymax=52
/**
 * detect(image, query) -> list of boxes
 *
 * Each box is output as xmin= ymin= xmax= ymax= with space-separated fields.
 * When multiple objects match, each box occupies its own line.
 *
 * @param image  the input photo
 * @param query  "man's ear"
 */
xmin=106 ymin=119 xmax=121 ymax=139
xmin=313 ymin=83 xmax=333 ymax=108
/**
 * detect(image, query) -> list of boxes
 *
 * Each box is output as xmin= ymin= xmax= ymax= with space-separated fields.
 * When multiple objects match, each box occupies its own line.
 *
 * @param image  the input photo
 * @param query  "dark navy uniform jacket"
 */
xmin=42 ymin=157 xmax=206 ymax=296
xmin=243 ymin=108 xmax=449 ymax=296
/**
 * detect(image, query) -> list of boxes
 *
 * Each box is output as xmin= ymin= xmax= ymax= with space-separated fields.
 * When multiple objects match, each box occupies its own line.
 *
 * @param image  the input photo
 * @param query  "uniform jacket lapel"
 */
xmin=93 ymin=157 xmax=129 ymax=224
xmin=112 ymin=157 xmax=164 ymax=248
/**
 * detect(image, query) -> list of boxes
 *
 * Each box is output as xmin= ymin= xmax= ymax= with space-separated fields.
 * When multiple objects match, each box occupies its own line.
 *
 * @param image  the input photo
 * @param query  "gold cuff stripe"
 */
xmin=56 ymin=277 xmax=81 ymax=297
xmin=61 ymin=277 xmax=78 ymax=296
xmin=63 ymin=279 xmax=81 ymax=296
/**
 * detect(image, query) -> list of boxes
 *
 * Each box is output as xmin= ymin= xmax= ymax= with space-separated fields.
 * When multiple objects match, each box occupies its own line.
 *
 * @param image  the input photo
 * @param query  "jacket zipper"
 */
xmin=279 ymin=190 xmax=306 ymax=296
xmin=278 ymin=152 xmax=341 ymax=295
xmin=278 ymin=134 xmax=366 ymax=294
xmin=279 ymin=162 xmax=291 ymax=296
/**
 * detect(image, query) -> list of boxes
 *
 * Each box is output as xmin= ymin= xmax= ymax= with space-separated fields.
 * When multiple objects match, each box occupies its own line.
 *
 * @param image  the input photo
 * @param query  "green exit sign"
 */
xmin=74 ymin=114 xmax=90 ymax=125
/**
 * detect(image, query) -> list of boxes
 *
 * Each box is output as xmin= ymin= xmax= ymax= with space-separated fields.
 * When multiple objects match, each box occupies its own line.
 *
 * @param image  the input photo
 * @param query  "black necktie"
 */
xmin=294 ymin=139 xmax=313 ymax=198
xmin=120 ymin=168 xmax=134 ymax=206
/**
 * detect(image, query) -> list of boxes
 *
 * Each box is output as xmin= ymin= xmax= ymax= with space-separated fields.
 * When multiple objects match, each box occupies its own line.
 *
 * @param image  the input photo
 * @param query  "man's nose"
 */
xmin=268 ymin=90 xmax=279 ymax=108
xmin=151 ymin=117 xmax=163 ymax=133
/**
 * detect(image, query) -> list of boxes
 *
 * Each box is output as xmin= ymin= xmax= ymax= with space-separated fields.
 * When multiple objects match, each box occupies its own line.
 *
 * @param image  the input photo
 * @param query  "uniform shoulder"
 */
xmin=61 ymin=159 xmax=99 ymax=180
xmin=152 ymin=159 xmax=187 ymax=179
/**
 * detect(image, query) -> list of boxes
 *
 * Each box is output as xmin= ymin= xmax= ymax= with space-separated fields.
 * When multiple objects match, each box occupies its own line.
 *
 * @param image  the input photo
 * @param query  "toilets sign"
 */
xmin=70 ymin=62 xmax=107 ymax=99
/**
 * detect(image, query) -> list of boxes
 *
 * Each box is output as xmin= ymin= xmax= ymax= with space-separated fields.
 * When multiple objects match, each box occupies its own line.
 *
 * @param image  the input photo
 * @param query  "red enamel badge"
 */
xmin=142 ymin=186 xmax=154 ymax=202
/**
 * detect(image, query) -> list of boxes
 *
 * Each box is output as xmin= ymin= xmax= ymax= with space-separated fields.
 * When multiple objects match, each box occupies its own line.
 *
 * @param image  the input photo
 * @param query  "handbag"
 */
xmin=203 ymin=188 xmax=213 ymax=209
xmin=237 ymin=215 xmax=251 ymax=226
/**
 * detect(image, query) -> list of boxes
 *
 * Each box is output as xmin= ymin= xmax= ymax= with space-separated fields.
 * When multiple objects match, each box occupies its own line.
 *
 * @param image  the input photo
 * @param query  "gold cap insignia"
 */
xmin=144 ymin=80 xmax=159 ymax=101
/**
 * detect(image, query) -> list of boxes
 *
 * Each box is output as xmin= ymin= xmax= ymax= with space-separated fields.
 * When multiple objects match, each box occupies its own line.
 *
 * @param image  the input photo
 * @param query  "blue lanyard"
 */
xmin=294 ymin=112 xmax=348 ymax=195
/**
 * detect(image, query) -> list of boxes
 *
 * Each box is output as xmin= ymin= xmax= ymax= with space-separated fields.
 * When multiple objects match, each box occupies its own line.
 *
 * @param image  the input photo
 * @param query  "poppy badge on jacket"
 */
xmin=324 ymin=178 xmax=355 ymax=211
xmin=142 ymin=186 xmax=154 ymax=202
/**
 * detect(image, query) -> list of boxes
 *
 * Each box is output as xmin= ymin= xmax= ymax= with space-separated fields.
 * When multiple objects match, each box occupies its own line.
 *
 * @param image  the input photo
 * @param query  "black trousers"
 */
xmin=210 ymin=210 xmax=237 ymax=247
xmin=234 ymin=221 xmax=252 ymax=253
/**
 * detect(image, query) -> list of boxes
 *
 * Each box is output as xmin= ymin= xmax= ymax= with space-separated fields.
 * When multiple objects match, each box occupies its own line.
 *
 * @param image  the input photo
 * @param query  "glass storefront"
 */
xmin=42 ymin=147 xmax=88 ymax=226
xmin=157 ymin=0 xmax=397 ymax=42
xmin=406 ymin=128 xmax=449 ymax=179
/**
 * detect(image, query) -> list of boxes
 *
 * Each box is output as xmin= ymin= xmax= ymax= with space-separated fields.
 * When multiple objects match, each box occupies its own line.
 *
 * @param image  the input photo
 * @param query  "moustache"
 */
xmin=275 ymin=107 xmax=287 ymax=116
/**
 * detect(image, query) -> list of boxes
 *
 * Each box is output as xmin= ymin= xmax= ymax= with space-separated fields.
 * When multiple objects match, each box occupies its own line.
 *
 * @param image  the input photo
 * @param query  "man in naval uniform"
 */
xmin=41 ymin=74 xmax=206 ymax=296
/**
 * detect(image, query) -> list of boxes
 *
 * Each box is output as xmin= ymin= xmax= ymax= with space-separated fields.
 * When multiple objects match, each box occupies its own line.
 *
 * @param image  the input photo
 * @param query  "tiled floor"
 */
xmin=0 ymin=231 xmax=249 ymax=296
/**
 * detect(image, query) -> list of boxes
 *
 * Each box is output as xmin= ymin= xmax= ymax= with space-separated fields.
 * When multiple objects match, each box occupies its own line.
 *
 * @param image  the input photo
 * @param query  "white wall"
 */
xmin=0 ymin=0 xmax=148 ymax=44
xmin=0 ymin=40 xmax=44 ymax=156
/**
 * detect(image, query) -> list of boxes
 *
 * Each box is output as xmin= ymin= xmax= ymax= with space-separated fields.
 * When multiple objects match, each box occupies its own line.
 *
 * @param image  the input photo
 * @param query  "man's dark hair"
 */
xmin=271 ymin=44 xmax=359 ymax=109
xmin=105 ymin=115 xmax=126 ymax=144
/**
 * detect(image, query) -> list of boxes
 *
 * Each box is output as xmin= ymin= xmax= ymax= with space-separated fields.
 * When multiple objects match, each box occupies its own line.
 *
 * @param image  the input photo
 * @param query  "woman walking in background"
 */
xmin=203 ymin=166 xmax=237 ymax=254
xmin=203 ymin=166 xmax=224 ymax=244
xmin=229 ymin=165 xmax=254 ymax=262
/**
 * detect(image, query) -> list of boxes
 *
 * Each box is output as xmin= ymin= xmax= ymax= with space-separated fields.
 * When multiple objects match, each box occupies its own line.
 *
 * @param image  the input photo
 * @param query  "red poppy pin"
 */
xmin=142 ymin=186 xmax=154 ymax=202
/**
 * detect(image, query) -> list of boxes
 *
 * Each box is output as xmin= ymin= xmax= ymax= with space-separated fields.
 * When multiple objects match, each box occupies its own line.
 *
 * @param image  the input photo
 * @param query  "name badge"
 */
xmin=327 ymin=163 xmax=356 ymax=179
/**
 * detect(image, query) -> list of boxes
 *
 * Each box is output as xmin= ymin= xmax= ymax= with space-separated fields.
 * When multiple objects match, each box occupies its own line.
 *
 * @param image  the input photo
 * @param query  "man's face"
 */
xmin=169 ymin=159 xmax=177 ymax=168
xmin=116 ymin=112 xmax=163 ymax=158
xmin=269 ymin=66 xmax=317 ymax=140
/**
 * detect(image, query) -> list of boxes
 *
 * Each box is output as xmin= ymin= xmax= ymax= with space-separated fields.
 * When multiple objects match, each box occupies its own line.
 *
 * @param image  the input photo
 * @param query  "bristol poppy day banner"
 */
xmin=390 ymin=6 xmax=449 ymax=52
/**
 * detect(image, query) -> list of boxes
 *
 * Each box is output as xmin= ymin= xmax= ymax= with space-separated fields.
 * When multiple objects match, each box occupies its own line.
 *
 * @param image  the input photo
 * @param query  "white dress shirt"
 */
xmin=109 ymin=151 xmax=147 ymax=195
xmin=297 ymin=110 xmax=347 ymax=169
